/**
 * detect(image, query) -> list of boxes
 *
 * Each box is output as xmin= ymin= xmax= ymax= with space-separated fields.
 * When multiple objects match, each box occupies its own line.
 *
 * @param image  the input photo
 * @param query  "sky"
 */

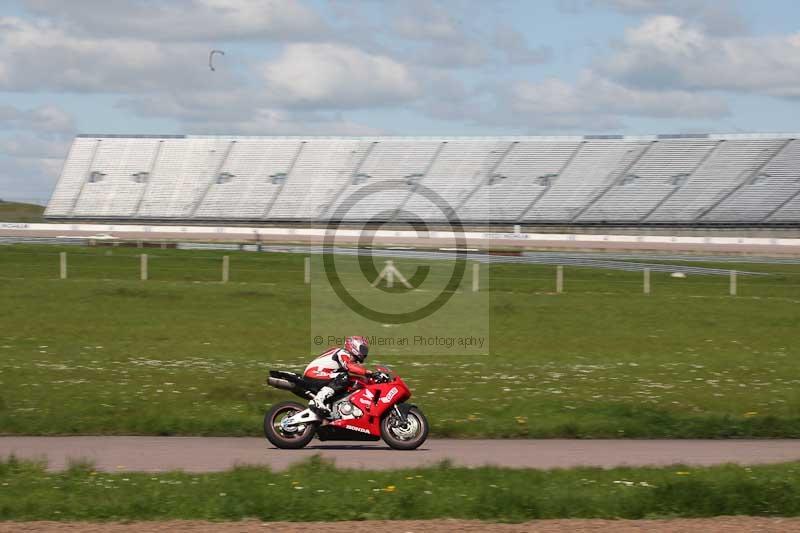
xmin=1 ymin=0 xmax=800 ymax=203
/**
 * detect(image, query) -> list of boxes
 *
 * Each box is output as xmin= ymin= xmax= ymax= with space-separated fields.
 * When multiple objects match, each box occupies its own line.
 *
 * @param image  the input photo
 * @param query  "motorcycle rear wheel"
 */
xmin=380 ymin=406 xmax=429 ymax=450
xmin=264 ymin=401 xmax=316 ymax=449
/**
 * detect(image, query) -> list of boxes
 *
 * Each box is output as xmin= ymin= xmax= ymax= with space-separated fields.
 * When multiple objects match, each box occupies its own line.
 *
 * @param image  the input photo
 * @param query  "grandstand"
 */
xmin=44 ymin=133 xmax=800 ymax=227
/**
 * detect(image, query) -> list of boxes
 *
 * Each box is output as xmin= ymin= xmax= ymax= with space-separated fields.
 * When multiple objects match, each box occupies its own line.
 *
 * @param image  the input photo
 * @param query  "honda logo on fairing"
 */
xmin=346 ymin=425 xmax=371 ymax=434
xmin=380 ymin=387 xmax=399 ymax=403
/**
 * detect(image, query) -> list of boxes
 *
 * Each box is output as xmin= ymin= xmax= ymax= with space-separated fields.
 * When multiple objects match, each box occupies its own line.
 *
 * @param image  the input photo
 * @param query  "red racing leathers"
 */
xmin=304 ymin=347 xmax=368 ymax=380
xmin=303 ymin=348 xmax=368 ymax=413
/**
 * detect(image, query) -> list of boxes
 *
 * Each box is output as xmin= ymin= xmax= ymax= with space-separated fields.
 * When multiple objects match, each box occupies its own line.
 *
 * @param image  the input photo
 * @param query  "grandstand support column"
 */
xmin=472 ymin=263 xmax=480 ymax=292
xmin=454 ymin=141 xmax=518 ymax=213
xmin=570 ymin=141 xmax=656 ymax=222
xmin=730 ymin=270 xmax=737 ymax=297
xmin=67 ymin=138 xmax=102 ymax=216
xmin=304 ymin=257 xmax=311 ymax=284
xmin=190 ymin=140 xmax=237 ymax=218
xmin=222 ymin=256 xmax=229 ymax=283
xmin=556 ymin=266 xmax=564 ymax=294
xmin=262 ymin=141 xmax=307 ymax=220
xmin=317 ymin=141 xmax=376 ymax=221
xmin=697 ymin=138 xmax=794 ymax=222
xmin=140 ymin=254 xmax=148 ymax=281
xmin=516 ymin=141 xmax=586 ymax=223
xmin=390 ymin=141 xmax=447 ymax=222
xmin=763 ymin=180 xmax=800 ymax=222
xmin=131 ymin=140 xmax=164 ymax=218
xmin=59 ymin=252 xmax=67 ymax=280
xmin=640 ymin=140 xmax=724 ymax=223
xmin=643 ymin=268 xmax=650 ymax=295
xmin=756 ymin=138 xmax=800 ymax=221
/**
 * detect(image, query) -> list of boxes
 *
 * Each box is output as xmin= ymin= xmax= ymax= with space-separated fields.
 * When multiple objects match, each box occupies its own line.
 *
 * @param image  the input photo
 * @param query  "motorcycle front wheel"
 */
xmin=380 ymin=405 xmax=429 ymax=450
xmin=263 ymin=401 xmax=316 ymax=449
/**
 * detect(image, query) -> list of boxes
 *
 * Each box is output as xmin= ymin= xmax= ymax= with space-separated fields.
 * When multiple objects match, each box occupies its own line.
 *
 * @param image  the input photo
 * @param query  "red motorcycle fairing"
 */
xmin=330 ymin=376 xmax=411 ymax=436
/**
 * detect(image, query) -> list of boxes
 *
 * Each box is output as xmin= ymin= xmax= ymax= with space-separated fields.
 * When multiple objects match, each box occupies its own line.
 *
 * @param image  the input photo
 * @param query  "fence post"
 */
xmin=643 ymin=268 xmax=650 ymax=295
xmin=222 ymin=255 xmax=230 ymax=283
xmin=304 ymin=257 xmax=311 ymax=284
xmin=556 ymin=265 xmax=564 ymax=294
xmin=472 ymin=262 xmax=480 ymax=292
xmin=730 ymin=270 xmax=737 ymax=296
xmin=140 ymin=254 xmax=148 ymax=281
xmin=59 ymin=252 xmax=67 ymax=280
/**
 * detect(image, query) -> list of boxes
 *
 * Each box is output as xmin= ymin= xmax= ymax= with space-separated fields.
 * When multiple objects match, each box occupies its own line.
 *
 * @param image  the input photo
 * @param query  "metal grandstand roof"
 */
xmin=76 ymin=134 xmax=186 ymax=139
xmin=72 ymin=133 xmax=799 ymax=141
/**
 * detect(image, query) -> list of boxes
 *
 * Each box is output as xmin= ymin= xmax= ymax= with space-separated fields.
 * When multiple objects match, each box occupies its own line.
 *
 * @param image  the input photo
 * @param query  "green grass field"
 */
xmin=1 ymin=244 xmax=800 ymax=437
xmin=0 ymin=201 xmax=45 ymax=223
xmin=3 ymin=456 xmax=800 ymax=521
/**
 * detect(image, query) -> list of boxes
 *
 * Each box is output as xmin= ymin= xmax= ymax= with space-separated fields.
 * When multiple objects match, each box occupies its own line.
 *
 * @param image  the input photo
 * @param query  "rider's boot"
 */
xmin=309 ymin=386 xmax=334 ymax=416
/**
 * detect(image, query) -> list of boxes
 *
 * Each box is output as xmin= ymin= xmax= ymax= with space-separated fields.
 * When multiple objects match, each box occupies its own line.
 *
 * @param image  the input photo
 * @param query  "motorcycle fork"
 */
xmin=393 ymin=405 xmax=408 ymax=423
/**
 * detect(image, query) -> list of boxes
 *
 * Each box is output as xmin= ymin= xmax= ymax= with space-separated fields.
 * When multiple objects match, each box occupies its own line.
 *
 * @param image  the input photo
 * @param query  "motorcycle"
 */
xmin=264 ymin=366 xmax=429 ymax=450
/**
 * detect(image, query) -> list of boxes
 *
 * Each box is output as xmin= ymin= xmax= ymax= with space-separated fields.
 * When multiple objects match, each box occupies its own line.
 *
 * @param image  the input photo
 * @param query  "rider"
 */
xmin=303 ymin=336 xmax=384 ymax=415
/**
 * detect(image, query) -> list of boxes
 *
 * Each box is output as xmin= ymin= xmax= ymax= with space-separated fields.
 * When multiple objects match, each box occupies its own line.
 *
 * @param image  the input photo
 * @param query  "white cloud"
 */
xmin=378 ymin=1 xmax=550 ymax=69
xmin=391 ymin=1 xmax=464 ymax=42
xmin=0 ymin=17 xmax=232 ymax=92
xmin=601 ymin=16 xmax=800 ymax=98
xmin=23 ymin=0 xmax=327 ymax=41
xmin=260 ymin=43 xmax=420 ymax=108
xmin=0 ymin=135 xmax=71 ymax=159
xmin=0 ymin=104 xmax=74 ymax=133
xmin=493 ymin=26 xmax=552 ymax=65
xmin=564 ymin=0 xmax=746 ymax=35
xmin=0 ymin=104 xmax=74 ymax=203
xmin=194 ymin=109 xmax=386 ymax=136
xmin=0 ymin=153 xmax=64 ymax=203
xmin=410 ymin=40 xmax=489 ymax=69
xmin=118 ymin=91 xmax=384 ymax=136
xmin=495 ymin=71 xmax=728 ymax=130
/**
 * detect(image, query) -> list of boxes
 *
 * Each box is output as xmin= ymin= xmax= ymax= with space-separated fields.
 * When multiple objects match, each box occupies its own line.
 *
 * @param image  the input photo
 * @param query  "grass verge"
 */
xmin=1 ymin=244 xmax=800 ymax=437
xmin=0 ymin=202 xmax=44 ymax=223
xmin=2 ymin=456 xmax=800 ymax=521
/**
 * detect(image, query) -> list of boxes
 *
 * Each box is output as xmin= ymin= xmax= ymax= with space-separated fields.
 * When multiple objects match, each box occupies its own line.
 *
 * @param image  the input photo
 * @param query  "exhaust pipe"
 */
xmin=268 ymin=377 xmax=295 ymax=391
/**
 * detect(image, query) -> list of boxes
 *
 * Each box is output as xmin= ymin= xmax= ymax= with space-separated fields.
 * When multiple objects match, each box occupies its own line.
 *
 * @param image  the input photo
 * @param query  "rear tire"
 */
xmin=264 ymin=401 xmax=316 ymax=449
xmin=380 ymin=406 xmax=429 ymax=450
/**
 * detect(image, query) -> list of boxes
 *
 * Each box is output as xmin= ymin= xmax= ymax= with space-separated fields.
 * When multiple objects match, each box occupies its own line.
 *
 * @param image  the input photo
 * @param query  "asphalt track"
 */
xmin=3 ymin=437 xmax=800 ymax=472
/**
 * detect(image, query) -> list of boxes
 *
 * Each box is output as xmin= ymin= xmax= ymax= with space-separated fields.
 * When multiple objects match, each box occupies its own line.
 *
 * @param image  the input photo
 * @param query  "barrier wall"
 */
xmin=3 ymin=221 xmax=800 ymax=249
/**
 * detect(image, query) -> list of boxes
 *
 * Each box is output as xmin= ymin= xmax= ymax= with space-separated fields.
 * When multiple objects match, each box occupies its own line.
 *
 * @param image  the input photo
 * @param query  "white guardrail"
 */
xmin=1 ymin=222 xmax=800 ymax=248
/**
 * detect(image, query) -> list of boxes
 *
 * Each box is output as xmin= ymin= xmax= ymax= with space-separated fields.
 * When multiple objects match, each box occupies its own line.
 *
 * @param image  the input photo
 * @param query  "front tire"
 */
xmin=264 ymin=401 xmax=316 ymax=449
xmin=380 ymin=405 xmax=429 ymax=450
